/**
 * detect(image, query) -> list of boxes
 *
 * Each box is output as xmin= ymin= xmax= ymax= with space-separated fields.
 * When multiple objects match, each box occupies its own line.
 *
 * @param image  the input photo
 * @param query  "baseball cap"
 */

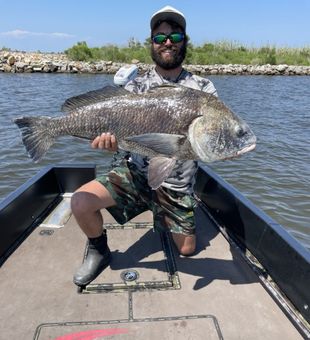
xmin=150 ymin=5 xmax=186 ymax=32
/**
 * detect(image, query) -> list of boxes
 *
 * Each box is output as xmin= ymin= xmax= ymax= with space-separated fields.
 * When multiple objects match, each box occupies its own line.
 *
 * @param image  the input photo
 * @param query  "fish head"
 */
xmin=188 ymin=99 xmax=256 ymax=162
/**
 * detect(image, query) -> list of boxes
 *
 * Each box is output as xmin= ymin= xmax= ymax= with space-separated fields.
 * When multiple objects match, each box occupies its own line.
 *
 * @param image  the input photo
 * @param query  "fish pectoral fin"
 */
xmin=148 ymin=157 xmax=176 ymax=190
xmin=125 ymin=133 xmax=185 ymax=156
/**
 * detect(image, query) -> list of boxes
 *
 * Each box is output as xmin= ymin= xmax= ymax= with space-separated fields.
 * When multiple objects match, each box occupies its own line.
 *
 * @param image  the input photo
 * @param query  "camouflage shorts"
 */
xmin=96 ymin=161 xmax=197 ymax=235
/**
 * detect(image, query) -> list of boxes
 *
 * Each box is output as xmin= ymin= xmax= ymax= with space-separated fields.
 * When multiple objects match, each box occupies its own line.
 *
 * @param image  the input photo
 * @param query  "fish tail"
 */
xmin=14 ymin=116 xmax=55 ymax=162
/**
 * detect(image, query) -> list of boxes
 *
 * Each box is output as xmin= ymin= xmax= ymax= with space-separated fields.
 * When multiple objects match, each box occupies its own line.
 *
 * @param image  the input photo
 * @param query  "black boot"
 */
xmin=73 ymin=231 xmax=111 ymax=286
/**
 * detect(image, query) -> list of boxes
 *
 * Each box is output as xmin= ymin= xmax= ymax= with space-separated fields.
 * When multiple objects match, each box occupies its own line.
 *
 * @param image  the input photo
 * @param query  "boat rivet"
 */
xmin=121 ymin=269 xmax=139 ymax=282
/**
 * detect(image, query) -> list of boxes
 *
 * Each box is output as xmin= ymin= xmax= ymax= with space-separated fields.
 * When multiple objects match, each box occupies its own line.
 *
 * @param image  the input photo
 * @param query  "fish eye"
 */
xmin=235 ymin=126 xmax=247 ymax=138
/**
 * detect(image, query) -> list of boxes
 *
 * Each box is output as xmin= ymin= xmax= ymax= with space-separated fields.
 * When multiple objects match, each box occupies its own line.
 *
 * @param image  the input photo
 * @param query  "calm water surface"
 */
xmin=0 ymin=73 xmax=309 ymax=250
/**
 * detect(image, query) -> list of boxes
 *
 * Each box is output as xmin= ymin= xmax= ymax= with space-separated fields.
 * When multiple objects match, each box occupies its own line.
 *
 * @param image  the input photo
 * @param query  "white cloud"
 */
xmin=50 ymin=32 xmax=75 ymax=38
xmin=0 ymin=29 xmax=75 ymax=39
xmin=0 ymin=29 xmax=29 ymax=37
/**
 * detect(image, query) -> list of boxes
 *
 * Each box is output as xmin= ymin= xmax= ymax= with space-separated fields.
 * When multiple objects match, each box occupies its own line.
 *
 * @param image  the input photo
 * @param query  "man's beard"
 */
xmin=151 ymin=43 xmax=187 ymax=70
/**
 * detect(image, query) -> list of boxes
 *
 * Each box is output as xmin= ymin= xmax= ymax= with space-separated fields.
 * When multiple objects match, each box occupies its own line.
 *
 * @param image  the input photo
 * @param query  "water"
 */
xmin=0 ymin=73 xmax=309 ymax=250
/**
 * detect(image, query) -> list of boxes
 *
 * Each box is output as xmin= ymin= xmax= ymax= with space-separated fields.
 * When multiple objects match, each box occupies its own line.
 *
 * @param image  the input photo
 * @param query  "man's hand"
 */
xmin=91 ymin=133 xmax=118 ymax=152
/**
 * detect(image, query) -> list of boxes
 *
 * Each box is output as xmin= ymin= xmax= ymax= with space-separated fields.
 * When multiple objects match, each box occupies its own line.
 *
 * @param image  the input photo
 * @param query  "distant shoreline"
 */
xmin=1 ymin=51 xmax=309 ymax=75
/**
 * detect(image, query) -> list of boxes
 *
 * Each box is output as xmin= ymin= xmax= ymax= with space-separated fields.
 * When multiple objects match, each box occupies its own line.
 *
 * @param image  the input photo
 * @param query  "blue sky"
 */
xmin=0 ymin=0 xmax=309 ymax=52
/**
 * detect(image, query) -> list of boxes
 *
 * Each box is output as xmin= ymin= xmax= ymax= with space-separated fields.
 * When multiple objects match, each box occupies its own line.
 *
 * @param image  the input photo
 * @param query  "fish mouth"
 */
xmin=237 ymin=143 xmax=256 ymax=156
xmin=221 ymin=143 xmax=256 ymax=161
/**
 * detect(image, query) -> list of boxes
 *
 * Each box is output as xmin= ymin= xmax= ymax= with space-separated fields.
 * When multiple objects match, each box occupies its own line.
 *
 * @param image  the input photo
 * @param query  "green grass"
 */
xmin=64 ymin=40 xmax=310 ymax=66
xmin=185 ymin=41 xmax=310 ymax=66
xmin=64 ymin=41 xmax=153 ymax=64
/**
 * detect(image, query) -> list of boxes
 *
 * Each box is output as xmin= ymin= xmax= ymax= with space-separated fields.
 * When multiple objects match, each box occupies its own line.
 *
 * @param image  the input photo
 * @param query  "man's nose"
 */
xmin=164 ymin=38 xmax=173 ymax=46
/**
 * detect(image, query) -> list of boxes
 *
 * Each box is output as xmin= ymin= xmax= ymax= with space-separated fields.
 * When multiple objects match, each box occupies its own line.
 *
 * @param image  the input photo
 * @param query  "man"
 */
xmin=71 ymin=5 xmax=217 ymax=287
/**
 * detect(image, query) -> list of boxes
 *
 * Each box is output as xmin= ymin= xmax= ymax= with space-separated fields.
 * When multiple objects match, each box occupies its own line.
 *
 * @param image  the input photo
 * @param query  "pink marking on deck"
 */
xmin=54 ymin=328 xmax=129 ymax=340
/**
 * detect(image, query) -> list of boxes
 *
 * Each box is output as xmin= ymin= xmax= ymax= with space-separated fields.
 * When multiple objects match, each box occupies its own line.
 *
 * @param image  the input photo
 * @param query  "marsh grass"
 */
xmin=62 ymin=40 xmax=310 ymax=66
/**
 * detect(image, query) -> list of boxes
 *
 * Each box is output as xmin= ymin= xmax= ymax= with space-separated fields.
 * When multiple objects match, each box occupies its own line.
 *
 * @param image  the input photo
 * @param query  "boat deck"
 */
xmin=0 ymin=202 xmax=303 ymax=339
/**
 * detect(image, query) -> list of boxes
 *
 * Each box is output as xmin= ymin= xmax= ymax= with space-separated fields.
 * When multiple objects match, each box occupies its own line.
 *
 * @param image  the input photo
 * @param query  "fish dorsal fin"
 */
xmin=125 ymin=133 xmax=185 ymax=156
xmin=61 ymin=85 xmax=128 ymax=113
xmin=148 ymin=157 xmax=176 ymax=189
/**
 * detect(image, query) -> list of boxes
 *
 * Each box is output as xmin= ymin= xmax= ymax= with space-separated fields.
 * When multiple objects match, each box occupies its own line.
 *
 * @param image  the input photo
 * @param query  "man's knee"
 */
xmin=177 ymin=243 xmax=196 ymax=256
xmin=172 ymin=233 xmax=196 ymax=256
xmin=71 ymin=191 xmax=93 ymax=215
xmin=71 ymin=180 xmax=116 ymax=216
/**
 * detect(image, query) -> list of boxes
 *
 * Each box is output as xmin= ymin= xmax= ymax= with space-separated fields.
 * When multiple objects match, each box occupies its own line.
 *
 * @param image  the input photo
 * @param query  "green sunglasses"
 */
xmin=152 ymin=32 xmax=185 ymax=44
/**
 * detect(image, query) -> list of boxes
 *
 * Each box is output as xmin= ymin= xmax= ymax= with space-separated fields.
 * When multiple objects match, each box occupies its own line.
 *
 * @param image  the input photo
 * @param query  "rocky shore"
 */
xmin=1 ymin=51 xmax=309 ymax=75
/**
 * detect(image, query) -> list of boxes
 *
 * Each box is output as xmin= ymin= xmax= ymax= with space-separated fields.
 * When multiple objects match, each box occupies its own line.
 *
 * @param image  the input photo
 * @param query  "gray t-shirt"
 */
xmin=121 ymin=67 xmax=217 ymax=194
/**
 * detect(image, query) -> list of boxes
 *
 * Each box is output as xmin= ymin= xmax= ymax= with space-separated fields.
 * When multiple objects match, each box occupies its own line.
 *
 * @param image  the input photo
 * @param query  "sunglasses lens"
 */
xmin=152 ymin=33 xmax=184 ymax=44
xmin=169 ymin=33 xmax=184 ymax=43
xmin=152 ymin=34 xmax=167 ymax=44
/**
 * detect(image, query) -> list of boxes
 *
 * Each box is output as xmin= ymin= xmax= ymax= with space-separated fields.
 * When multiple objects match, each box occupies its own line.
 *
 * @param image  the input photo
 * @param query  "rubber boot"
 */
xmin=73 ymin=231 xmax=111 ymax=286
